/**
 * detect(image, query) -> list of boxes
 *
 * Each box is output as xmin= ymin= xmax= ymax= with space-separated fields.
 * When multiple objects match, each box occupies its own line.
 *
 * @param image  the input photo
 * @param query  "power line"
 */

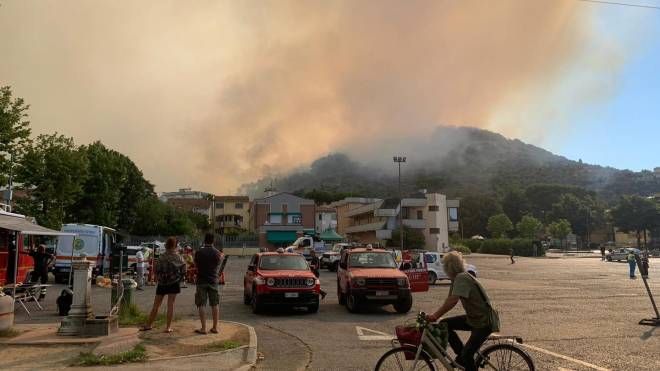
xmin=577 ymin=0 xmax=660 ymax=10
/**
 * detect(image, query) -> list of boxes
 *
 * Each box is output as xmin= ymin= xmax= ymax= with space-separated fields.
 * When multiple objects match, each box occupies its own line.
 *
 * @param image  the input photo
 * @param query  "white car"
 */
xmin=423 ymin=251 xmax=478 ymax=284
xmin=320 ymin=243 xmax=351 ymax=271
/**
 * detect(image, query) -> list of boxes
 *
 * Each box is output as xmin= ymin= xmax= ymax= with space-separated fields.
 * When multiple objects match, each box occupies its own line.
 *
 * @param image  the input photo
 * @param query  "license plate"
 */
xmin=376 ymin=290 xmax=389 ymax=296
xmin=285 ymin=292 xmax=299 ymax=298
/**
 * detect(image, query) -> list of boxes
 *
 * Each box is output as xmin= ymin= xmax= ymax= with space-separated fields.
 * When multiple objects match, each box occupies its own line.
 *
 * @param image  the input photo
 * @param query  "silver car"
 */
xmin=606 ymin=248 xmax=641 ymax=262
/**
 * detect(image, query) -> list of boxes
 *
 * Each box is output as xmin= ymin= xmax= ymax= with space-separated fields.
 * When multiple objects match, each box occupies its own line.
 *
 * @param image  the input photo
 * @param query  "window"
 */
xmin=235 ymin=203 xmax=243 ymax=209
xmin=428 ymin=205 xmax=439 ymax=212
xmin=417 ymin=210 xmax=423 ymax=220
xmin=448 ymin=207 xmax=459 ymax=222
xmin=216 ymin=202 xmax=224 ymax=209
xmin=424 ymin=254 xmax=437 ymax=264
xmin=319 ymin=214 xmax=322 ymax=221
xmin=268 ymin=214 xmax=282 ymax=224
xmin=288 ymin=214 xmax=302 ymax=225
xmin=430 ymin=228 xmax=440 ymax=234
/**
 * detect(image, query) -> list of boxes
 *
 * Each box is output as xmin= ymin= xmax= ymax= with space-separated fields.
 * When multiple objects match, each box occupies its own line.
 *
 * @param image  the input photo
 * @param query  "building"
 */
xmin=331 ymin=197 xmax=381 ymax=235
xmin=315 ymin=206 xmax=338 ymax=234
xmin=335 ymin=192 xmax=459 ymax=251
xmin=214 ymin=196 xmax=250 ymax=235
xmin=165 ymin=198 xmax=212 ymax=219
xmin=250 ymin=192 xmax=316 ymax=250
xmin=159 ymin=188 xmax=211 ymax=202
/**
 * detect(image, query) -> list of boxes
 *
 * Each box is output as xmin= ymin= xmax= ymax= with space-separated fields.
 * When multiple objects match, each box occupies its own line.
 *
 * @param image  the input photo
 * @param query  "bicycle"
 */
xmin=375 ymin=312 xmax=535 ymax=371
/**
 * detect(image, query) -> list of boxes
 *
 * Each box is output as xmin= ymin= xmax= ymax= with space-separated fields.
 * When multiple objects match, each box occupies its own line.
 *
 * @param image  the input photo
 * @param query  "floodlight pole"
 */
xmin=393 ymin=156 xmax=406 ymax=250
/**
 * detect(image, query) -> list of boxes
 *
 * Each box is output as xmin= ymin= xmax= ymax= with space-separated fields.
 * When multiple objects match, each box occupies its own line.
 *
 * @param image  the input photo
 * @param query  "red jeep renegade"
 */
xmin=337 ymin=247 xmax=428 ymax=313
xmin=243 ymin=251 xmax=320 ymax=313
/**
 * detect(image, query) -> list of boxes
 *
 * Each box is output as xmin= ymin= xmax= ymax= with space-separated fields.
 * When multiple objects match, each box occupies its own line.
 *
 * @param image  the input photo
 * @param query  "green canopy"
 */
xmin=319 ymin=228 xmax=343 ymax=241
xmin=267 ymin=231 xmax=298 ymax=244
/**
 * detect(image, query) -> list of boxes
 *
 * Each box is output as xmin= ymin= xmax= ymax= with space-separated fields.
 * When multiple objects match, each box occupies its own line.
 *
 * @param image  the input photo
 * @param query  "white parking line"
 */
xmin=356 ymin=326 xmax=395 ymax=341
xmin=520 ymin=343 xmax=611 ymax=371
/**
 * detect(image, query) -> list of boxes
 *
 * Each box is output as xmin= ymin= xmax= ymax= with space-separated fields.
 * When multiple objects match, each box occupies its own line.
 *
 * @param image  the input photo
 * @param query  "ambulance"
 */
xmin=53 ymin=224 xmax=116 ymax=283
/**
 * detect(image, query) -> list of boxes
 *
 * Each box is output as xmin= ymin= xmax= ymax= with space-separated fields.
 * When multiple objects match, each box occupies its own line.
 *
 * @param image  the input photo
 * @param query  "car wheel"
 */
xmin=606 ymin=256 xmax=612 ymax=262
xmin=308 ymin=302 xmax=320 ymax=313
xmin=243 ymin=289 xmax=251 ymax=305
xmin=428 ymin=271 xmax=437 ymax=285
xmin=346 ymin=293 xmax=360 ymax=313
xmin=251 ymin=289 xmax=263 ymax=314
xmin=393 ymin=296 xmax=413 ymax=314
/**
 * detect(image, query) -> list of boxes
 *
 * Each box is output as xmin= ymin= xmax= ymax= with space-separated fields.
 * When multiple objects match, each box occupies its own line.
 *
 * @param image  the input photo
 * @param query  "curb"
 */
xmin=229 ymin=320 xmax=258 ymax=371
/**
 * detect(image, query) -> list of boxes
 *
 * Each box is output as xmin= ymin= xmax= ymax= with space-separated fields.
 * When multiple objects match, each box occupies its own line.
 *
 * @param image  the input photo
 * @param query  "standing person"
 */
xmin=600 ymin=245 xmax=606 ymax=261
xmin=194 ymin=233 xmax=221 ymax=334
xmin=135 ymin=247 xmax=147 ymax=290
xmin=182 ymin=246 xmax=195 ymax=288
xmin=308 ymin=250 xmax=327 ymax=299
xmin=141 ymin=237 xmax=185 ymax=333
xmin=627 ymin=249 xmax=637 ymax=279
xmin=29 ymin=244 xmax=54 ymax=300
xmin=509 ymin=247 xmax=515 ymax=264
xmin=425 ymin=252 xmax=499 ymax=371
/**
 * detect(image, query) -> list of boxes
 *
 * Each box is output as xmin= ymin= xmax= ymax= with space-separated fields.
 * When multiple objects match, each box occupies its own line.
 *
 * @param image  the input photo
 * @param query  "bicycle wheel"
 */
xmin=478 ymin=343 xmax=535 ymax=371
xmin=375 ymin=346 xmax=436 ymax=371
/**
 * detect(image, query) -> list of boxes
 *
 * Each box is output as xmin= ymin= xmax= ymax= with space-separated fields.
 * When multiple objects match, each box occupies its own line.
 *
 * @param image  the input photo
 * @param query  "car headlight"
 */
xmin=355 ymin=278 xmax=366 ymax=287
xmin=266 ymin=278 xmax=275 ymax=286
xmin=254 ymin=276 xmax=265 ymax=285
xmin=305 ymin=278 xmax=315 ymax=286
xmin=397 ymin=278 xmax=408 ymax=287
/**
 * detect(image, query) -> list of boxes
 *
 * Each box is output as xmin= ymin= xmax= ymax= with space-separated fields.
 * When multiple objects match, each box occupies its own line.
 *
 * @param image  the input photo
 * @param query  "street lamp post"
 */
xmin=393 ymin=156 xmax=406 ymax=249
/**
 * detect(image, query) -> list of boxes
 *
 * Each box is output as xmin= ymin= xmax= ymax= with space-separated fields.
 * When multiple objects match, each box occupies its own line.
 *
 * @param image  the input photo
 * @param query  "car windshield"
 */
xmin=332 ymin=245 xmax=344 ymax=252
xmin=348 ymin=252 xmax=397 ymax=268
xmin=260 ymin=255 xmax=309 ymax=270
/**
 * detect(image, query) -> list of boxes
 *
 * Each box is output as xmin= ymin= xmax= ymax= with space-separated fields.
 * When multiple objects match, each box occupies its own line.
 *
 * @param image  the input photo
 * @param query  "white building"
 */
xmin=315 ymin=206 xmax=338 ymax=234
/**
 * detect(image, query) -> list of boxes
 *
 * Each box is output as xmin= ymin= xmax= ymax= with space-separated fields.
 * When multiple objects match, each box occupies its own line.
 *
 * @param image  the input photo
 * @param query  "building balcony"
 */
xmin=403 ymin=219 xmax=426 ymax=229
xmin=345 ymin=221 xmax=387 ymax=234
xmin=346 ymin=202 xmax=380 ymax=217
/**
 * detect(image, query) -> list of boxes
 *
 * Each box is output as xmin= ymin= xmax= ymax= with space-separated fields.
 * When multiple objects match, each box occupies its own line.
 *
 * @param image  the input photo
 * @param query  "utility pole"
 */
xmin=393 ymin=156 xmax=406 ymax=249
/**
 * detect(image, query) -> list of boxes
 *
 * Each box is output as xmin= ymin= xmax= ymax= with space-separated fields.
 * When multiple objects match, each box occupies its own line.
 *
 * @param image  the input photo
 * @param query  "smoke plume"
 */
xmin=0 ymin=1 xmax=643 ymax=193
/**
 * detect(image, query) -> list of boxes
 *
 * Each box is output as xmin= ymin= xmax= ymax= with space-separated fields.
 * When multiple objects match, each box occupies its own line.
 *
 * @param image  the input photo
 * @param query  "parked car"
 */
xmin=421 ymin=251 xmax=478 ymax=284
xmin=321 ymin=243 xmax=352 ymax=271
xmin=337 ymin=246 xmax=428 ymax=314
xmin=243 ymin=251 xmax=320 ymax=314
xmin=606 ymin=248 xmax=641 ymax=262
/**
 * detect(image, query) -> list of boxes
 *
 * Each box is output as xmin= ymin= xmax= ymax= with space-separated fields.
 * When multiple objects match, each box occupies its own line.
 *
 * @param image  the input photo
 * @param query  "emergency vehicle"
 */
xmin=53 ymin=224 xmax=116 ymax=283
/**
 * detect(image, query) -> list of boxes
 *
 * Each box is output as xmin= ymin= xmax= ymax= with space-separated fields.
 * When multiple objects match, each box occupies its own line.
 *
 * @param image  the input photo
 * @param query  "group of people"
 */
xmin=139 ymin=233 xmax=224 ymax=334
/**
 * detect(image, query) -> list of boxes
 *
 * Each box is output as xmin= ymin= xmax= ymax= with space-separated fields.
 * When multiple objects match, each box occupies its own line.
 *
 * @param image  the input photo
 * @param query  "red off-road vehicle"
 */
xmin=337 ymin=247 xmax=429 ymax=313
xmin=243 ymin=251 xmax=320 ymax=314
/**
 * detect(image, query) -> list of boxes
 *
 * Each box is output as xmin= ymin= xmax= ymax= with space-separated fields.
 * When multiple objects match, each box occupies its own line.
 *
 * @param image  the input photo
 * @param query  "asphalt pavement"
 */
xmin=16 ymin=254 xmax=660 ymax=371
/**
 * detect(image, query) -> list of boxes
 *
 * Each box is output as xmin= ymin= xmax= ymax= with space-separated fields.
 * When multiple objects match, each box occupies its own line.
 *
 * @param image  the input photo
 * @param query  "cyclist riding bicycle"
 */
xmin=425 ymin=251 xmax=499 ymax=371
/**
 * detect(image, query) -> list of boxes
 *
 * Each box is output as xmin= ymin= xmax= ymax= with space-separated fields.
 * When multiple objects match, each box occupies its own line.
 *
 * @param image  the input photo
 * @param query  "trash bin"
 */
xmin=111 ymin=278 xmax=137 ymax=310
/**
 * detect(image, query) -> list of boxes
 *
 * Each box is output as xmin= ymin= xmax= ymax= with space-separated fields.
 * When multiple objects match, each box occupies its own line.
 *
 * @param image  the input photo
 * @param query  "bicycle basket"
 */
xmin=395 ymin=325 xmax=422 ymax=346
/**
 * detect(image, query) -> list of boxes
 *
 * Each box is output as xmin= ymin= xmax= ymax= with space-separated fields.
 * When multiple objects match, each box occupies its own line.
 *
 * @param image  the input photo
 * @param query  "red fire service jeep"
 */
xmin=243 ymin=251 xmax=320 ymax=314
xmin=337 ymin=247 xmax=429 ymax=313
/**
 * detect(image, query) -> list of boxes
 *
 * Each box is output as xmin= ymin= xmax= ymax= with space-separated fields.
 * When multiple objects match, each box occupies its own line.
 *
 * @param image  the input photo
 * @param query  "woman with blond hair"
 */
xmin=425 ymin=251 xmax=499 ymax=371
xmin=141 ymin=237 xmax=186 ymax=333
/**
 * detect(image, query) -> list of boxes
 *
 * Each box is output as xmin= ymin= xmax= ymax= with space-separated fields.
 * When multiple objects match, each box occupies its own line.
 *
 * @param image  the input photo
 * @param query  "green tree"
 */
xmin=15 ymin=134 xmax=88 ymax=229
xmin=132 ymin=197 xmax=168 ymax=236
xmin=500 ymin=187 xmax=529 ymax=225
xmin=0 ymin=86 xmax=32 ymax=185
xmin=390 ymin=225 xmax=425 ymax=249
xmin=610 ymin=196 xmax=660 ymax=248
xmin=516 ymin=215 xmax=543 ymax=239
xmin=117 ymin=156 xmax=155 ymax=231
xmin=548 ymin=219 xmax=572 ymax=249
xmin=460 ymin=194 xmax=503 ymax=238
xmin=487 ymin=213 xmax=514 ymax=238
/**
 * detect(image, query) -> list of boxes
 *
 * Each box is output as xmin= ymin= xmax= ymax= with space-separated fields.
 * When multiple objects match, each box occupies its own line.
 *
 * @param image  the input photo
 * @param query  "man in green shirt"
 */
xmin=426 ymin=252 xmax=494 ymax=371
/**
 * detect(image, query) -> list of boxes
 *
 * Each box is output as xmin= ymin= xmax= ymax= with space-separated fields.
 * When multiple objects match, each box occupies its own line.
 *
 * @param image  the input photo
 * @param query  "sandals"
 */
xmin=139 ymin=326 xmax=153 ymax=332
xmin=194 ymin=329 xmax=207 ymax=335
xmin=209 ymin=328 xmax=219 ymax=334
xmin=164 ymin=328 xmax=174 ymax=333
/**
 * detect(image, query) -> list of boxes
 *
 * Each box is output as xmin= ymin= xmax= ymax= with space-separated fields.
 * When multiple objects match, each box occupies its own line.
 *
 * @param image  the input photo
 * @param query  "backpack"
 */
xmin=56 ymin=288 xmax=73 ymax=316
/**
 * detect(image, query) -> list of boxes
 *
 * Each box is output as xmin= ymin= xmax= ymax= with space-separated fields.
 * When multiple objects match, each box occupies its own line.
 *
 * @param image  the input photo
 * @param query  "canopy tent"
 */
xmin=267 ymin=231 xmax=298 ymax=244
xmin=319 ymin=228 xmax=343 ymax=242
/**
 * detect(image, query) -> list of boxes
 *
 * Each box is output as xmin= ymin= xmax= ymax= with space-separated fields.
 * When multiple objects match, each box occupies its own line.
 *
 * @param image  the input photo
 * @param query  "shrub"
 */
xmin=451 ymin=244 xmax=471 ymax=255
xmin=461 ymin=239 xmax=484 ymax=252
xmin=478 ymin=238 xmax=545 ymax=257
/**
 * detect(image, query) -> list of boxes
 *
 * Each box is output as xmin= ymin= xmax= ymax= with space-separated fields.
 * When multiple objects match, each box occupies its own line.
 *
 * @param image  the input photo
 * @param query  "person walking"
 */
xmin=627 ymin=249 xmax=637 ymax=279
xmin=600 ymin=245 xmax=606 ymax=261
xmin=141 ymin=237 xmax=185 ymax=333
xmin=29 ymin=244 xmax=54 ymax=300
xmin=425 ymin=252 xmax=499 ymax=371
xmin=509 ymin=247 xmax=515 ymax=264
xmin=309 ymin=250 xmax=327 ymax=300
xmin=194 ymin=233 xmax=222 ymax=334
xmin=135 ymin=247 xmax=147 ymax=290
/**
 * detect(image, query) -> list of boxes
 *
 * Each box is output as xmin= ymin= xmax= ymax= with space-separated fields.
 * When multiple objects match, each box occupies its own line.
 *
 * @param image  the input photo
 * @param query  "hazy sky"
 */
xmin=1 ymin=0 xmax=658 ymax=194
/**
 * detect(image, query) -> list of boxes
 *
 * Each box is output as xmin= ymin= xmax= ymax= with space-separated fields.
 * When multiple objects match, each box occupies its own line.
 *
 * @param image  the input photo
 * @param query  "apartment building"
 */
xmin=315 ymin=206 xmax=338 ymax=234
xmin=331 ymin=197 xmax=381 ymax=235
xmin=336 ymin=192 xmax=459 ymax=251
xmin=165 ymin=198 xmax=212 ymax=219
xmin=214 ymin=196 xmax=250 ymax=235
xmin=250 ymin=192 xmax=316 ymax=250
xmin=159 ymin=188 xmax=212 ymax=202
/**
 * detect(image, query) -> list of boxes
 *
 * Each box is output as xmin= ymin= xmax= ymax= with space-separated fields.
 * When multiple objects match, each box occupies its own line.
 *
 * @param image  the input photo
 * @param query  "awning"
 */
xmin=0 ymin=212 xmax=76 ymax=236
xmin=267 ymin=231 xmax=298 ymax=243
xmin=319 ymin=228 xmax=343 ymax=241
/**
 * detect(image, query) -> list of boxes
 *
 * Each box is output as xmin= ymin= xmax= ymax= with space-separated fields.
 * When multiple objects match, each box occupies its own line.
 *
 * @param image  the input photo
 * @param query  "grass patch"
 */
xmin=0 ymin=328 xmax=20 ymax=338
xmin=118 ymin=303 xmax=169 ymax=327
xmin=206 ymin=340 xmax=242 ymax=352
xmin=71 ymin=344 xmax=147 ymax=366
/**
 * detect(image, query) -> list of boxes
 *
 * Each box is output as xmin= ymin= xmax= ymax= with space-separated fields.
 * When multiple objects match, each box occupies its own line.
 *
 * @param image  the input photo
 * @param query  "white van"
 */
xmin=54 ymin=224 xmax=116 ymax=283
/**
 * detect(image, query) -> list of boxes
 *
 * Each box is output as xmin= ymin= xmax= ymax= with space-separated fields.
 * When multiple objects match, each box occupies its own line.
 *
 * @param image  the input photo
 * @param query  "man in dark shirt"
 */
xmin=194 ymin=233 xmax=221 ymax=334
xmin=29 ymin=244 xmax=54 ymax=300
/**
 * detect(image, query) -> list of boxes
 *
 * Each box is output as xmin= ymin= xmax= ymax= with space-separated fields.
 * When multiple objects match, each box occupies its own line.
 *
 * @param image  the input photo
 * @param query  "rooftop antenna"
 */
xmin=264 ymin=179 xmax=277 ymax=197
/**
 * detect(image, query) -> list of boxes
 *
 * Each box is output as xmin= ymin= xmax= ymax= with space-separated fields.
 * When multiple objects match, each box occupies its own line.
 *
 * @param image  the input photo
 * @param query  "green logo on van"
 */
xmin=73 ymin=238 xmax=85 ymax=251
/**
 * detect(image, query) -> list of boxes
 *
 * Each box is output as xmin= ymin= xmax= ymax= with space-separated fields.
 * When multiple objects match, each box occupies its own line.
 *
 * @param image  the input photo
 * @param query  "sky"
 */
xmin=0 ymin=0 xmax=659 ymax=194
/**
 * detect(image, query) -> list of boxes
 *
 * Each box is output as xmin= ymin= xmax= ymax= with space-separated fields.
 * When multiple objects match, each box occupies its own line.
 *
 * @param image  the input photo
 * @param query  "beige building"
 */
xmin=214 ymin=196 xmax=250 ymax=235
xmin=333 ymin=192 xmax=459 ymax=251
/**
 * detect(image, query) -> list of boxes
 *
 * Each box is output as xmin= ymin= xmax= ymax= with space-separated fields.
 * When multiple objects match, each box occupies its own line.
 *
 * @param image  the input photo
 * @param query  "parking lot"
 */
xmin=18 ymin=254 xmax=659 ymax=370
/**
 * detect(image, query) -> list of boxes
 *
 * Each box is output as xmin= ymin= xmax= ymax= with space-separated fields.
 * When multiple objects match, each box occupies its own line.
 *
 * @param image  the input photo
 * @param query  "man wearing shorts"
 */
xmin=194 ymin=233 xmax=221 ymax=334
